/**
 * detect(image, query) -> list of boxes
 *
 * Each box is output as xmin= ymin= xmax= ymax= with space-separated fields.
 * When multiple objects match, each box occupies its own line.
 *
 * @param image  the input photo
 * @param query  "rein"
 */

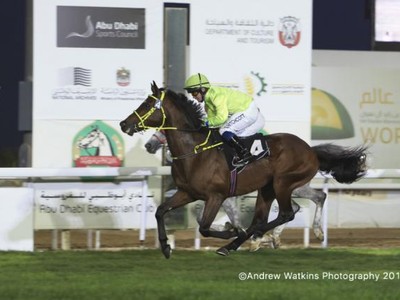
xmin=134 ymin=91 xmax=222 ymax=160
xmin=171 ymin=130 xmax=223 ymax=160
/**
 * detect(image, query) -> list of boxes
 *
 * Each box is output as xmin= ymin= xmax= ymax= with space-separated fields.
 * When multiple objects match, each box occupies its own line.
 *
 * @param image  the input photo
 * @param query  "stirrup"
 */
xmin=232 ymin=155 xmax=251 ymax=167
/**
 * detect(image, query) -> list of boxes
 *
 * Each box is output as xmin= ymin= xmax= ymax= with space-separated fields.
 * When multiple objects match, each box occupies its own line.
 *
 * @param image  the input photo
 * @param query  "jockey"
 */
xmin=184 ymin=73 xmax=265 ymax=165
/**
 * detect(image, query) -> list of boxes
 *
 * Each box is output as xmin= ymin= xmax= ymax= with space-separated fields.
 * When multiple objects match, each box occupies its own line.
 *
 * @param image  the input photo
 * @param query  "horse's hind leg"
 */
xmin=217 ymin=186 xmax=275 ymax=255
xmin=253 ymin=200 xmax=298 ymax=251
xmin=293 ymin=184 xmax=326 ymax=241
xmin=311 ymin=189 xmax=326 ymax=241
xmin=221 ymin=179 xmax=299 ymax=255
xmin=248 ymin=191 xmax=275 ymax=252
xmin=258 ymin=185 xmax=327 ymax=249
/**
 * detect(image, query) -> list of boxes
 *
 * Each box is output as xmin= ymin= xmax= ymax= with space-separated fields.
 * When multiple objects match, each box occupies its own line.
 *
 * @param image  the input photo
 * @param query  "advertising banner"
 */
xmin=34 ymin=182 xmax=157 ymax=230
xmin=312 ymin=67 xmax=400 ymax=169
xmin=189 ymin=0 xmax=312 ymax=139
xmin=325 ymin=190 xmax=400 ymax=228
xmin=33 ymin=0 xmax=163 ymax=121
xmin=32 ymin=120 xmax=161 ymax=168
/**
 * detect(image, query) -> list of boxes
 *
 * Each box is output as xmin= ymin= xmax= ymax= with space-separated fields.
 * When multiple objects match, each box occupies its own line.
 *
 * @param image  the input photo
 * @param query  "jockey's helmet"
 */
xmin=184 ymin=73 xmax=211 ymax=92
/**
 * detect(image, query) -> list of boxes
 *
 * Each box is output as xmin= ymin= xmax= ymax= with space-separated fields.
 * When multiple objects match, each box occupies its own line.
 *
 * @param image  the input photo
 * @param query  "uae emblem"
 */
xmin=279 ymin=16 xmax=301 ymax=48
xmin=72 ymin=120 xmax=124 ymax=167
xmin=116 ymin=67 xmax=131 ymax=86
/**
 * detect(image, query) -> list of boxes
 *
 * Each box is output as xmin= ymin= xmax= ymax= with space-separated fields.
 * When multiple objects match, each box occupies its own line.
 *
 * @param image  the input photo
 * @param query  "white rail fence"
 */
xmin=311 ymin=169 xmax=400 ymax=247
xmin=0 ymin=168 xmax=399 ymax=251
xmin=0 ymin=167 xmax=170 ymax=251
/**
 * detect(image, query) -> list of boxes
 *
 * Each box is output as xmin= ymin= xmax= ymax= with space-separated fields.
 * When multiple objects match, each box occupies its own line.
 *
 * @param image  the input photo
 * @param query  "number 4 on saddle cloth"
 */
xmin=211 ymin=131 xmax=270 ymax=172
xmin=213 ymin=131 xmax=270 ymax=196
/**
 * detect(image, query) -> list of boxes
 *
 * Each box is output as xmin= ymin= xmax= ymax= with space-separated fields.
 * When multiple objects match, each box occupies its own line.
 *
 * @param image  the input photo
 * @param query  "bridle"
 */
xmin=132 ymin=91 xmax=222 ymax=160
xmin=133 ymin=91 xmax=177 ymax=132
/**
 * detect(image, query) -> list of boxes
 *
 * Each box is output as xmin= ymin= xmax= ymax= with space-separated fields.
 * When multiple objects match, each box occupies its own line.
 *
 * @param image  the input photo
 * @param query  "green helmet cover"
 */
xmin=184 ymin=73 xmax=211 ymax=91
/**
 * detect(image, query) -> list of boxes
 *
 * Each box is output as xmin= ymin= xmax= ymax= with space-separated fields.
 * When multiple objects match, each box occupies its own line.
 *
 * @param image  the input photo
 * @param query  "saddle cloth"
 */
xmin=221 ymin=133 xmax=270 ymax=172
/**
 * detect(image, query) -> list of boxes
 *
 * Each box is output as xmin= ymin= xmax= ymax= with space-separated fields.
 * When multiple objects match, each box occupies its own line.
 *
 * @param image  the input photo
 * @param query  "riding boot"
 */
xmin=227 ymin=136 xmax=252 ymax=165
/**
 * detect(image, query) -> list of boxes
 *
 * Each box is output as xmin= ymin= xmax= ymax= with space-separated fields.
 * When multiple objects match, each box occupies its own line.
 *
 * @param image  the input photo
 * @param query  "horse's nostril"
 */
xmin=145 ymin=143 xmax=151 ymax=150
xmin=119 ymin=121 xmax=126 ymax=127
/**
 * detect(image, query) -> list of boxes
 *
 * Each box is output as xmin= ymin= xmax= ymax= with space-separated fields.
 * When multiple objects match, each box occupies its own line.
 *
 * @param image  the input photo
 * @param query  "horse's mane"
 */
xmin=164 ymin=89 xmax=204 ymax=129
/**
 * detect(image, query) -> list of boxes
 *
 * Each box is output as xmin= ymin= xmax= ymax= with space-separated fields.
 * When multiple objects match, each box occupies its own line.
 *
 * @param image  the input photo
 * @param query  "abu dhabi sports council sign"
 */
xmin=33 ymin=0 xmax=163 ymax=167
xmin=57 ymin=6 xmax=145 ymax=49
xmin=33 ymin=0 xmax=162 ymax=121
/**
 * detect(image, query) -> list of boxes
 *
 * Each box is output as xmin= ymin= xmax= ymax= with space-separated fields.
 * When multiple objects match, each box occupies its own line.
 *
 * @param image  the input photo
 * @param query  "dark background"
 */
xmin=0 ymin=0 xmax=374 ymax=166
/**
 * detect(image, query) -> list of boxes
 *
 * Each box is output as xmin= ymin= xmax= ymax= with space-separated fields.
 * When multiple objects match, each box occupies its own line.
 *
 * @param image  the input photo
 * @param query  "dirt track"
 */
xmin=34 ymin=228 xmax=400 ymax=250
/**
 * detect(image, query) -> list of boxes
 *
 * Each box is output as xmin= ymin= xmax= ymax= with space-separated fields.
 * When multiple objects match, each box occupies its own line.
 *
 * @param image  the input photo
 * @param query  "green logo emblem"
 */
xmin=312 ymin=88 xmax=354 ymax=140
xmin=72 ymin=120 xmax=124 ymax=167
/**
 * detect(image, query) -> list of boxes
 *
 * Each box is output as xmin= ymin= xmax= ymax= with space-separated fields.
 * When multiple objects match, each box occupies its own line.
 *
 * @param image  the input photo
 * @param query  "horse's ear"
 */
xmin=151 ymin=81 xmax=159 ymax=95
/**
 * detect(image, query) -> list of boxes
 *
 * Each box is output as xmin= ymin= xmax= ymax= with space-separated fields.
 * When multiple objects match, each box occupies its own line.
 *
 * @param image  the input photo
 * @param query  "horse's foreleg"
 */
xmin=155 ymin=190 xmax=194 ymax=259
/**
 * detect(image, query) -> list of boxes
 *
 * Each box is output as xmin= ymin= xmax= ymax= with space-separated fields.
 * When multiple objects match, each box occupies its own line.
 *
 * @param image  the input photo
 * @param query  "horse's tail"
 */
xmin=312 ymin=143 xmax=368 ymax=184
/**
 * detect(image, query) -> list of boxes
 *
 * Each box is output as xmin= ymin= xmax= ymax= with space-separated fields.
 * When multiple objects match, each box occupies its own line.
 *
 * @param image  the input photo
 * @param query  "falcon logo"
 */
xmin=66 ymin=15 xmax=94 ymax=39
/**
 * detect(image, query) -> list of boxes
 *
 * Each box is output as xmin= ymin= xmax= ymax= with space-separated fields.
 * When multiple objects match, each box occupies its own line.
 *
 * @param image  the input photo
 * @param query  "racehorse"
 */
xmin=78 ymin=126 xmax=114 ymax=156
xmin=145 ymin=130 xmax=242 ymax=231
xmin=145 ymin=130 xmax=326 ymax=250
xmin=120 ymin=82 xmax=367 ymax=258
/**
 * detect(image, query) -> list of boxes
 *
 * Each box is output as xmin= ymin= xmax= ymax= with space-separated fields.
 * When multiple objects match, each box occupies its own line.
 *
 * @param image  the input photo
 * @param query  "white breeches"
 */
xmin=219 ymin=101 xmax=265 ymax=137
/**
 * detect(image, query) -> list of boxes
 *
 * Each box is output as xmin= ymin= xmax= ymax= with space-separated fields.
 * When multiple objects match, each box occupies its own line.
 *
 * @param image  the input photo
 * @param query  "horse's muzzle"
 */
xmin=144 ymin=142 xmax=156 ymax=154
xmin=119 ymin=120 xmax=136 ymax=136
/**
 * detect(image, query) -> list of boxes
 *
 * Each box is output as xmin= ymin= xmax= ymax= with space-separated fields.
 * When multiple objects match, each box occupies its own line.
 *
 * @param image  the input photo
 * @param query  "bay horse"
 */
xmin=145 ymin=130 xmax=243 ymax=231
xmin=120 ymin=82 xmax=367 ymax=258
xmin=145 ymin=129 xmax=326 ymax=250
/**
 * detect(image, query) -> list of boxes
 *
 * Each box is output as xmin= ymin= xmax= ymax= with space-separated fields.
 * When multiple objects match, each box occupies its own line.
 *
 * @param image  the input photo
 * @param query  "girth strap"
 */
xmin=229 ymin=169 xmax=238 ymax=197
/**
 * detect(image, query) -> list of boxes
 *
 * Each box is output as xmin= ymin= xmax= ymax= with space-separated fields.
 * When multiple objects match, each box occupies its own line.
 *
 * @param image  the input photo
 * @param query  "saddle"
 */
xmin=204 ymin=130 xmax=270 ymax=196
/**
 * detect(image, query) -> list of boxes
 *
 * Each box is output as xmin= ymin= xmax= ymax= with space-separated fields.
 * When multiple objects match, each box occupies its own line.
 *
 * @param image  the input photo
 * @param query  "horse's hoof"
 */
xmin=162 ymin=245 xmax=172 ymax=259
xmin=224 ymin=222 xmax=234 ymax=231
xmin=216 ymin=247 xmax=230 ymax=256
xmin=261 ymin=233 xmax=273 ymax=244
xmin=271 ymin=237 xmax=281 ymax=249
xmin=313 ymin=228 xmax=324 ymax=241
xmin=249 ymin=238 xmax=262 ymax=252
